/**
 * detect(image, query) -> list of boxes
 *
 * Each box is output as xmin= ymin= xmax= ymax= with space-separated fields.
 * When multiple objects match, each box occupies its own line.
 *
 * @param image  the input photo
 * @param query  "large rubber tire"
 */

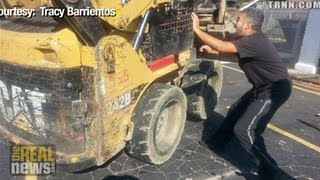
xmin=182 ymin=59 xmax=223 ymax=120
xmin=208 ymin=60 xmax=223 ymax=101
xmin=126 ymin=83 xmax=187 ymax=164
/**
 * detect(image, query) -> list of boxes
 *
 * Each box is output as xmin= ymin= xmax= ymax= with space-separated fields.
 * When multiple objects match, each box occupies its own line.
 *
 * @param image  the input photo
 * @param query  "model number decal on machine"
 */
xmin=107 ymin=92 xmax=131 ymax=112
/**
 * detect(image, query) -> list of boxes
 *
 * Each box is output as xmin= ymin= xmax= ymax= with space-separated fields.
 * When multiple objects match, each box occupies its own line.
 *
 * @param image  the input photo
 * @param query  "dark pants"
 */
xmin=215 ymin=79 xmax=292 ymax=171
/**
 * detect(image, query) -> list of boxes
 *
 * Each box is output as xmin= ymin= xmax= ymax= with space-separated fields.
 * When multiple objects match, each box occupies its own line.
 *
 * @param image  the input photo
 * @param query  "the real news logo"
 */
xmin=10 ymin=145 xmax=56 ymax=175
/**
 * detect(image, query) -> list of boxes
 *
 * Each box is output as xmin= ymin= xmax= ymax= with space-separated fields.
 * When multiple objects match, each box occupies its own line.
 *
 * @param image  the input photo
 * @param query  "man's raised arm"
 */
xmin=191 ymin=12 xmax=237 ymax=54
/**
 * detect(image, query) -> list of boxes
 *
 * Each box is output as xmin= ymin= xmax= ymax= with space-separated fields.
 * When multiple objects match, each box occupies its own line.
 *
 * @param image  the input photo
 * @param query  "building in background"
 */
xmin=258 ymin=0 xmax=319 ymax=74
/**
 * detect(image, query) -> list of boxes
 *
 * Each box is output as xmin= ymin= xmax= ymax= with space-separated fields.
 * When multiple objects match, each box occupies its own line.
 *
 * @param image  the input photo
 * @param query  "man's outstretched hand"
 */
xmin=191 ymin=12 xmax=201 ymax=33
xmin=192 ymin=12 xmax=220 ymax=55
xmin=199 ymin=45 xmax=219 ymax=55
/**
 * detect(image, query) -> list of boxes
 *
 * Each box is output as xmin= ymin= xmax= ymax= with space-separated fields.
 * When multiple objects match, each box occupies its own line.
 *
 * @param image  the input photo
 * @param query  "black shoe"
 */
xmin=257 ymin=165 xmax=278 ymax=180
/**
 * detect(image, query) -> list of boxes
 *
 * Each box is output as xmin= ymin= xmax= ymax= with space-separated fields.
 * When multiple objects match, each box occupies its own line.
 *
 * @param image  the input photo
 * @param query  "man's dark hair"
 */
xmin=241 ymin=7 xmax=264 ymax=31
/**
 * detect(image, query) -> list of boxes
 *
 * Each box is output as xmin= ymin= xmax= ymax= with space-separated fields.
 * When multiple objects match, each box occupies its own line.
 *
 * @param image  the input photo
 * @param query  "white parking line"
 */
xmin=222 ymin=65 xmax=320 ymax=96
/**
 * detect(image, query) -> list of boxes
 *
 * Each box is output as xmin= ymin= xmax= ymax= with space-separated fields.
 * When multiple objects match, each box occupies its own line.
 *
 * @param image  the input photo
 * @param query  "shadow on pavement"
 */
xmin=201 ymin=112 xmax=295 ymax=180
xmin=296 ymin=119 xmax=320 ymax=132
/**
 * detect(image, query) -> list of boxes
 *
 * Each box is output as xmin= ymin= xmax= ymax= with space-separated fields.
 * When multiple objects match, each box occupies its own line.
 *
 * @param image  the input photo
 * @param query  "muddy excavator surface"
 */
xmin=0 ymin=0 xmax=250 ymax=173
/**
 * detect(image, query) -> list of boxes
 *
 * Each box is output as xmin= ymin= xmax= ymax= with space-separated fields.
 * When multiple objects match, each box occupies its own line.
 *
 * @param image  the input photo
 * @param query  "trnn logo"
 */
xmin=10 ymin=145 xmax=56 ymax=175
xmin=268 ymin=1 xmax=320 ymax=9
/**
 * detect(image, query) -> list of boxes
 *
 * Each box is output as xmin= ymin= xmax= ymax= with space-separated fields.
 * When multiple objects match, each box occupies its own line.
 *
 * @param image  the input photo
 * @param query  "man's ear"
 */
xmin=244 ymin=22 xmax=252 ymax=30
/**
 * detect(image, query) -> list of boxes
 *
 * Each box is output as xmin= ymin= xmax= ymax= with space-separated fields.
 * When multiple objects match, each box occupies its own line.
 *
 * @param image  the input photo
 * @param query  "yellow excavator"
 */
xmin=0 ymin=0 xmax=250 ymax=172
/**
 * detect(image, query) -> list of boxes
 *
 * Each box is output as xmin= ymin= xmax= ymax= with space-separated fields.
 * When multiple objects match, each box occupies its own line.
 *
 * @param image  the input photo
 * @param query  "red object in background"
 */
xmin=147 ymin=55 xmax=175 ymax=71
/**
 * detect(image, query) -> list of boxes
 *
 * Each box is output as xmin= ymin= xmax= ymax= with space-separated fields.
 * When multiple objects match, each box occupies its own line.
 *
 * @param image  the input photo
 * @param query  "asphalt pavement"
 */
xmin=1 ymin=62 xmax=319 ymax=180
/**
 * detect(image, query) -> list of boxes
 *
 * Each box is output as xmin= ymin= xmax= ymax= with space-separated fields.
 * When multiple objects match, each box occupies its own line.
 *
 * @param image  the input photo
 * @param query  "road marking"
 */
xmin=291 ymin=85 xmax=320 ymax=96
xmin=222 ymin=65 xmax=320 ymax=96
xmin=267 ymin=124 xmax=320 ymax=153
xmin=222 ymin=65 xmax=244 ymax=74
xmin=223 ymin=64 xmax=320 ymax=154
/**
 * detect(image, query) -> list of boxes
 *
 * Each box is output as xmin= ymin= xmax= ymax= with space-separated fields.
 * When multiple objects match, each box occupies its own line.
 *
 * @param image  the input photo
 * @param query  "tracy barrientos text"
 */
xmin=40 ymin=7 xmax=116 ymax=18
xmin=0 ymin=7 xmax=117 ymax=18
